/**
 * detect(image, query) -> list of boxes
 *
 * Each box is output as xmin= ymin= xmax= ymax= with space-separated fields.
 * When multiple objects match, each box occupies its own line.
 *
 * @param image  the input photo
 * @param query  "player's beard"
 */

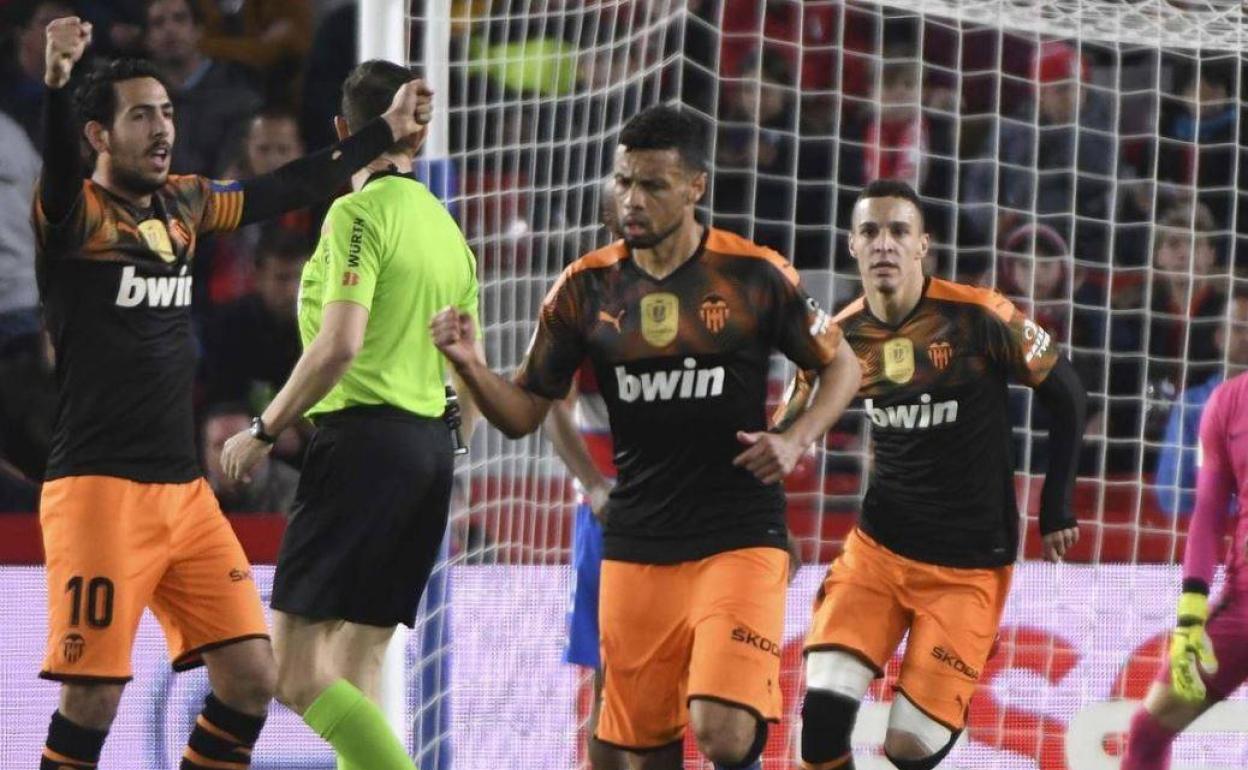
xmin=111 ymin=159 xmax=168 ymax=199
xmin=624 ymin=217 xmax=683 ymax=250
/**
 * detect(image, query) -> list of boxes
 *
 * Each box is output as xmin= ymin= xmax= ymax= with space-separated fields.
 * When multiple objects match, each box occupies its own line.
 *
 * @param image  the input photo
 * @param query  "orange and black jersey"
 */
xmin=517 ymin=227 xmax=843 ymax=564
xmin=34 ymin=85 xmax=396 ymax=483
xmin=839 ymin=277 xmax=1061 ymax=568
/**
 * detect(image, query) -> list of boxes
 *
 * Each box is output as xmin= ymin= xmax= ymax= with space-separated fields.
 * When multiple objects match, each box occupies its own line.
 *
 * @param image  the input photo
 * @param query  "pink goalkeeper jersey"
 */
xmin=1184 ymin=371 xmax=1248 ymax=589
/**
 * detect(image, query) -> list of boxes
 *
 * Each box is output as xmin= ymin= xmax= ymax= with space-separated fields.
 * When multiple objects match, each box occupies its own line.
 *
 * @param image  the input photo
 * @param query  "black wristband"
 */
xmin=249 ymin=417 xmax=277 ymax=444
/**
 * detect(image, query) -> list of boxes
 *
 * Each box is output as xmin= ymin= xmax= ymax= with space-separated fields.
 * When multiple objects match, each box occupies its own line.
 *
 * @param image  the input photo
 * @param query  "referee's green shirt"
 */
xmin=298 ymin=172 xmax=480 ymax=419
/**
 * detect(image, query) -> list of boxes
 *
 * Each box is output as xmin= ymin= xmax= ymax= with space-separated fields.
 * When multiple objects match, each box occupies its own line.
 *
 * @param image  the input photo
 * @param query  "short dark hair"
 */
xmin=855 ymin=178 xmax=925 ymax=227
xmin=74 ymin=58 xmax=170 ymax=127
xmin=143 ymin=0 xmax=203 ymax=27
xmin=618 ymin=104 xmax=707 ymax=173
xmin=341 ymin=59 xmax=413 ymax=133
xmin=254 ymin=225 xmax=311 ymax=267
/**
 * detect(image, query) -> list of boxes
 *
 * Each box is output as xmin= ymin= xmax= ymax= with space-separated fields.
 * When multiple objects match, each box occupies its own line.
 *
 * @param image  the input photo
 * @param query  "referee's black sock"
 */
xmin=40 ymin=711 xmax=106 ymax=770
xmin=181 ymin=693 xmax=266 ymax=770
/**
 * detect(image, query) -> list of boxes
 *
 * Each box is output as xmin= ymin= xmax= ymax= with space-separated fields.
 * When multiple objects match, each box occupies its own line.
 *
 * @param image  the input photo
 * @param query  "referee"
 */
xmin=221 ymin=60 xmax=481 ymax=770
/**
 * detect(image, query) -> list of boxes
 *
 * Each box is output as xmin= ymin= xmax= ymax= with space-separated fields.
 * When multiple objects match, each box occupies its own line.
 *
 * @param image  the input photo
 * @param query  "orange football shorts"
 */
xmin=40 ymin=475 xmax=268 ymax=681
xmin=805 ymin=528 xmax=1011 ymax=729
xmin=596 ymin=546 xmax=787 ymax=750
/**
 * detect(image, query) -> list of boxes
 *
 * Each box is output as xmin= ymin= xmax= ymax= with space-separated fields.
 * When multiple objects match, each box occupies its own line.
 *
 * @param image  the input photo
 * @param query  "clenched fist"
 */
xmin=430 ymin=307 xmax=480 ymax=370
xmin=45 ymin=17 xmax=93 ymax=89
xmin=381 ymin=78 xmax=435 ymax=147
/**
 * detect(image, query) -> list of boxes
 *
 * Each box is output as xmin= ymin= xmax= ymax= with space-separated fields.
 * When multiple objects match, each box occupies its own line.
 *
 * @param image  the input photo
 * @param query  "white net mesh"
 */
xmin=400 ymin=0 xmax=1248 ymax=767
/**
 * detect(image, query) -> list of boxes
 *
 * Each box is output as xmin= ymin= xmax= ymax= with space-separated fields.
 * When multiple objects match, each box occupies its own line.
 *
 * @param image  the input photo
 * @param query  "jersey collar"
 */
xmin=362 ymin=165 xmax=410 ymax=189
xmin=624 ymin=223 xmax=709 ymax=284
xmin=864 ymin=275 xmax=932 ymax=331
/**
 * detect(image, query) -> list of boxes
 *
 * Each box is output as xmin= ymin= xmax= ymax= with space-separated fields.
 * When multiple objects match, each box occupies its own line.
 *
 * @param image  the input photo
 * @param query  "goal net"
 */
xmin=403 ymin=1 xmax=1248 ymax=768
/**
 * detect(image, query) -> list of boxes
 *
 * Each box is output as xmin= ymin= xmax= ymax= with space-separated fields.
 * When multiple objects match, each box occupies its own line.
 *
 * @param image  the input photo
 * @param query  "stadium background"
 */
xmin=2 ymin=0 xmax=1247 ymax=767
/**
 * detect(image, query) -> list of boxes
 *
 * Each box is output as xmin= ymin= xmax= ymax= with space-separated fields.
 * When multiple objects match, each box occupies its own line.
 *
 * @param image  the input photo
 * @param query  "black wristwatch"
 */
xmin=249 ymin=416 xmax=277 ymax=444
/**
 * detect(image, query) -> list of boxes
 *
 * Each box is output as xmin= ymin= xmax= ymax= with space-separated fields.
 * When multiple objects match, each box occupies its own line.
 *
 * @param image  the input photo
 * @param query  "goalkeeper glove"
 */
xmin=1170 ymin=590 xmax=1218 ymax=702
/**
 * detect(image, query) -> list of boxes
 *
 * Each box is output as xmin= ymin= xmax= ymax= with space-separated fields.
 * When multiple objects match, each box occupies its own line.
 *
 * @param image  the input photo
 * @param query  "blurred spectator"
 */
xmin=961 ymin=41 xmax=1114 ymax=261
xmin=0 ymin=110 xmax=41 ymax=353
xmin=1153 ymin=289 xmax=1248 ymax=515
xmin=1105 ymin=203 xmax=1227 ymax=471
xmin=203 ymin=107 xmax=311 ymax=306
xmin=0 ymin=0 xmax=73 ymax=148
xmin=144 ymin=0 xmax=263 ymax=176
xmin=200 ymin=225 xmax=309 ymax=465
xmin=299 ymin=0 xmax=354 ymax=149
xmin=0 ymin=327 xmax=55 ymax=485
xmin=239 ymin=106 xmax=304 ymax=175
xmin=77 ymin=0 xmax=146 ymax=56
xmin=201 ymin=408 xmax=299 ymax=514
xmin=1000 ymin=222 xmax=1106 ymax=473
xmin=1157 ymin=63 xmax=1237 ymax=229
xmin=190 ymin=0 xmax=312 ymax=107
xmin=862 ymin=53 xmax=926 ymax=188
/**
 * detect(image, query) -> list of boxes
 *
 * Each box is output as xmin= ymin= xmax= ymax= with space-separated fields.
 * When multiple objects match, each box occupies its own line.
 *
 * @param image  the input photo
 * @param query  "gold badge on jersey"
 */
xmin=882 ymin=337 xmax=915 ymax=384
xmin=640 ymin=292 xmax=679 ymax=347
xmin=138 ymin=219 xmax=175 ymax=263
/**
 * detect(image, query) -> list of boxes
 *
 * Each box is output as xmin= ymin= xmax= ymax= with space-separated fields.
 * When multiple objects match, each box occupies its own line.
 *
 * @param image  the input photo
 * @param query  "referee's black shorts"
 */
xmin=271 ymin=405 xmax=454 ymax=627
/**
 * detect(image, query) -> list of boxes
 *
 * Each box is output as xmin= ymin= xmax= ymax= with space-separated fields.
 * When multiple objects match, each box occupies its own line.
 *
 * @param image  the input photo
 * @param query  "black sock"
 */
xmin=181 ymin=693 xmax=266 ymax=770
xmin=41 ymin=711 xmax=107 ymax=770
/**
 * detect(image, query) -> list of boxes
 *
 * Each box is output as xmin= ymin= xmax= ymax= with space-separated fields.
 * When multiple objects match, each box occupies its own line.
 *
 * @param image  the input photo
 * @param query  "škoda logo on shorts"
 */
xmin=731 ymin=626 xmax=781 ymax=658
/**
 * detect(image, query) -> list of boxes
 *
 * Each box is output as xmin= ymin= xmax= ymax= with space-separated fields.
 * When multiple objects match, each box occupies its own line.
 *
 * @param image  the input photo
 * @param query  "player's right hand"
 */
xmin=1170 ymin=590 xmax=1218 ymax=702
xmin=45 ymin=17 xmax=92 ymax=89
xmin=587 ymin=481 xmax=612 ymax=523
xmin=430 ymin=307 xmax=480 ymax=370
xmin=382 ymin=78 xmax=434 ymax=144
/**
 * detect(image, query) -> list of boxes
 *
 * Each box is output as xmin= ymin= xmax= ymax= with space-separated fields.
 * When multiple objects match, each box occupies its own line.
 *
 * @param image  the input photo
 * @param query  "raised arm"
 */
xmin=39 ymin=17 xmax=93 ymax=224
xmin=235 ymin=79 xmax=433 ymax=226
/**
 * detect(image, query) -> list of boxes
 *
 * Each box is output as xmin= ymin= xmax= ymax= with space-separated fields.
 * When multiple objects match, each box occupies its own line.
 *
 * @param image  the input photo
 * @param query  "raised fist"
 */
xmin=45 ymin=17 xmax=93 ymax=89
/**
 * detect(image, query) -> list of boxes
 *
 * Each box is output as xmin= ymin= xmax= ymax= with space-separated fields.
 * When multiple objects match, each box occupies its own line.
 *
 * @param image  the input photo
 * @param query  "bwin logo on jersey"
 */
xmin=864 ymin=393 xmax=958 ymax=429
xmin=115 ymin=265 xmax=193 ymax=308
xmin=616 ymin=358 xmax=725 ymax=403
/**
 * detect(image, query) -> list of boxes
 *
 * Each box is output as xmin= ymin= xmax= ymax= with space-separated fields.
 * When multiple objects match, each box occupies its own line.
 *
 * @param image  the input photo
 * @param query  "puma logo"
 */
xmin=597 ymin=309 xmax=625 ymax=333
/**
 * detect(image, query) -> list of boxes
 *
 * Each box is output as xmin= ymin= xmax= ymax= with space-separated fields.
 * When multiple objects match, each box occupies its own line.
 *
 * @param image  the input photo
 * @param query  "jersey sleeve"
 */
xmin=32 ymin=180 xmax=105 ymax=254
xmin=319 ymin=198 xmax=383 ymax=310
xmin=773 ymin=271 xmax=843 ymax=371
xmin=196 ymin=178 xmax=246 ymax=234
xmin=458 ymin=239 xmax=483 ymax=340
xmin=1182 ymin=384 xmax=1235 ymax=587
xmin=983 ymin=295 xmax=1059 ymax=386
xmin=514 ymin=268 xmax=586 ymax=400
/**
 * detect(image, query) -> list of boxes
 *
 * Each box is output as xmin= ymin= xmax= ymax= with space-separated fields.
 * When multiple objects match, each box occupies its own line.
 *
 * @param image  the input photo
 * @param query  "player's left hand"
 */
xmin=733 ymin=430 xmax=802 ymax=485
xmin=221 ymin=430 xmax=272 ymax=483
xmin=1042 ymin=526 xmax=1079 ymax=562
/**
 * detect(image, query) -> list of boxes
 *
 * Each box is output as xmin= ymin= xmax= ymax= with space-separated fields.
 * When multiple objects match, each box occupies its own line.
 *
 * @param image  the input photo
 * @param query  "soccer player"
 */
xmin=34 ymin=17 xmax=430 ymax=770
xmin=432 ymin=104 xmax=862 ymax=770
xmin=782 ymin=180 xmax=1086 ymax=770
xmin=1122 ymin=371 xmax=1248 ymax=769
xmin=220 ymin=60 xmax=481 ymax=770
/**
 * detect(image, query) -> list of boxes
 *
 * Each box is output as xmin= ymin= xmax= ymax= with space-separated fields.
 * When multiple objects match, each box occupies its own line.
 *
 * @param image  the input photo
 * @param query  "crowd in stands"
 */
xmin=0 ymin=0 xmax=1245 ymax=534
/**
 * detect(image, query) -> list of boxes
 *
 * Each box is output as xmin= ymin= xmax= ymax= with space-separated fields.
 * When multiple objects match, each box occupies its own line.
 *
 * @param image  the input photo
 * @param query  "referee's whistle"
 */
xmin=444 ymin=385 xmax=469 ymax=456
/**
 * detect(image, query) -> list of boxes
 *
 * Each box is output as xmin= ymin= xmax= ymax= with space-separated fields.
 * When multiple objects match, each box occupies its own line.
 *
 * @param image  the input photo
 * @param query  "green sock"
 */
xmin=303 ymin=680 xmax=416 ymax=770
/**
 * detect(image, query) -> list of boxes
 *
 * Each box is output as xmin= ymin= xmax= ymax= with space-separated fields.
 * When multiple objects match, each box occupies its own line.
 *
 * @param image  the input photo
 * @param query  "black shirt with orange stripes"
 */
xmin=517 ymin=226 xmax=844 ymax=564
xmin=34 ymin=84 xmax=396 ymax=483
xmin=838 ymin=277 xmax=1060 ymax=568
